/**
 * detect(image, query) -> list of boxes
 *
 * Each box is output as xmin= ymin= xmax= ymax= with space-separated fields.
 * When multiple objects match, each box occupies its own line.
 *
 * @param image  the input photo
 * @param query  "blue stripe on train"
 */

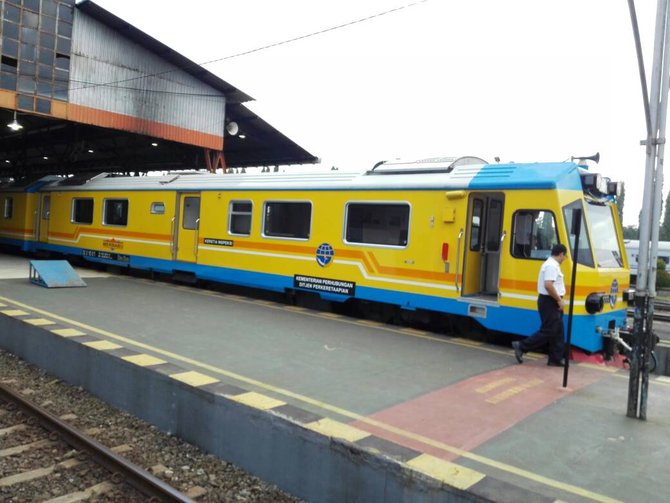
xmin=468 ymin=163 xmax=583 ymax=191
xmin=30 ymin=242 xmax=621 ymax=352
xmin=0 ymin=237 xmax=35 ymax=252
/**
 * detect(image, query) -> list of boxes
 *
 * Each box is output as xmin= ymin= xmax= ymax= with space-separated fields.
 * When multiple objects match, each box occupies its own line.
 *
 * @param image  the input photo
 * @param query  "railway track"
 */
xmin=0 ymin=382 xmax=193 ymax=503
xmin=627 ymin=299 xmax=670 ymax=322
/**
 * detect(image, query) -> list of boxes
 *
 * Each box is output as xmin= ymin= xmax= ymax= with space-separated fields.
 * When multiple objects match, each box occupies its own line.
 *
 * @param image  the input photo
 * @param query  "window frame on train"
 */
xmin=262 ymin=201 xmax=312 ymax=240
xmin=150 ymin=202 xmax=165 ymax=215
xmin=71 ymin=198 xmax=94 ymax=225
xmin=562 ymin=200 xmax=595 ymax=267
xmin=469 ymin=199 xmax=483 ymax=251
xmin=102 ymin=198 xmax=129 ymax=227
xmin=344 ymin=201 xmax=410 ymax=248
xmin=228 ymin=200 xmax=253 ymax=236
xmin=42 ymin=196 xmax=50 ymax=220
xmin=3 ymin=197 xmax=12 ymax=219
xmin=511 ymin=209 xmax=558 ymax=260
xmin=583 ymin=201 xmax=624 ymax=268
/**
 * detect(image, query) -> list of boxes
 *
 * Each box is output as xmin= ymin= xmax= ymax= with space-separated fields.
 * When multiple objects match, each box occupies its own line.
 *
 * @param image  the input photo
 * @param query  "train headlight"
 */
xmin=585 ymin=293 xmax=606 ymax=314
xmin=581 ymin=173 xmax=608 ymax=195
xmin=607 ymin=181 xmax=624 ymax=198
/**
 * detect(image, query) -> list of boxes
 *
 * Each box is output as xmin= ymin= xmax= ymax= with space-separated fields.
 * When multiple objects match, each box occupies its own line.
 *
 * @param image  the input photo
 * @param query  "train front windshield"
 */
xmin=564 ymin=200 xmax=623 ymax=268
xmin=585 ymin=202 xmax=623 ymax=268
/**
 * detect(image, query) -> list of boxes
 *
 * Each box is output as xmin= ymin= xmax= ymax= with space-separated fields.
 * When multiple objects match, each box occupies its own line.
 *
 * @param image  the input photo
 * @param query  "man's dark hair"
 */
xmin=551 ymin=243 xmax=567 ymax=256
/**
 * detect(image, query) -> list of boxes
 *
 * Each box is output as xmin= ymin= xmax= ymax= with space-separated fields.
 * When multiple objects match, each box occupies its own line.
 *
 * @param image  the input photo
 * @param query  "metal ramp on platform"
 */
xmin=29 ymin=260 xmax=87 ymax=288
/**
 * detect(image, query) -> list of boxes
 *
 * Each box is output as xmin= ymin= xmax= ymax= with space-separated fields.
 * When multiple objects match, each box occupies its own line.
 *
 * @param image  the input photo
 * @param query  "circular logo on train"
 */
xmin=610 ymin=279 xmax=618 ymax=308
xmin=316 ymin=243 xmax=334 ymax=267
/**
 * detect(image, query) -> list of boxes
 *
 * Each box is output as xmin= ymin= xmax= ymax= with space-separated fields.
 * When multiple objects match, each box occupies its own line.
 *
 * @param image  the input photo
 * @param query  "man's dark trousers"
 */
xmin=518 ymin=294 xmax=565 ymax=362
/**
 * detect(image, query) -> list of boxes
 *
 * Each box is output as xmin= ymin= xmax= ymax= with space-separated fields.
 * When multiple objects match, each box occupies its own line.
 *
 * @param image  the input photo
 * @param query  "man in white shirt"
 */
xmin=512 ymin=243 xmax=568 ymax=366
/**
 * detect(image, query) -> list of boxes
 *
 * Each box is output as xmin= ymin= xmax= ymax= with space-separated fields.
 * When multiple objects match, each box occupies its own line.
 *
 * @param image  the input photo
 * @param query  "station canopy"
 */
xmin=0 ymin=1 xmax=317 ymax=181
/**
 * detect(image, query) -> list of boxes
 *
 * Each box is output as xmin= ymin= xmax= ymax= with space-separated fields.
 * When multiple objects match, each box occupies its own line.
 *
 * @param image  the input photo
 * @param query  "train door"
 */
xmin=462 ymin=193 xmax=505 ymax=297
xmin=37 ymin=194 xmax=50 ymax=243
xmin=176 ymin=192 xmax=201 ymax=262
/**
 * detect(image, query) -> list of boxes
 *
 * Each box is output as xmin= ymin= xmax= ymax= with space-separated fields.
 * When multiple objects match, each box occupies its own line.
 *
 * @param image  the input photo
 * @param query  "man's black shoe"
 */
xmin=512 ymin=341 xmax=523 ymax=364
xmin=547 ymin=359 xmax=566 ymax=367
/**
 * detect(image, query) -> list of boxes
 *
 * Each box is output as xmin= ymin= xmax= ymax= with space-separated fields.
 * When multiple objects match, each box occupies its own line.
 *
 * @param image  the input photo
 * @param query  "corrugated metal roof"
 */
xmin=75 ymin=0 xmax=252 ymax=104
xmin=70 ymin=10 xmax=227 ymax=144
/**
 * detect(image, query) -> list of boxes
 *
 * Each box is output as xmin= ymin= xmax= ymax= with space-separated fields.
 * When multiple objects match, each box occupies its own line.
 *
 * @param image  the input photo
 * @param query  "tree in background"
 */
xmin=661 ymin=190 xmax=670 ymax=241
xmin=656 ymin=259 xmax=670 ymax=289
xmin=616 ymin=183 xmax=625 ymax=223
xmin=623 ymin=225 xmax=639 ymax=239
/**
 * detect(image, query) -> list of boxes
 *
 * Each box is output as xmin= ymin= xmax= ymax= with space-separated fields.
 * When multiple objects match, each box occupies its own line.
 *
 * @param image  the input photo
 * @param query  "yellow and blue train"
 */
xmin=0 ymin=157 xmax=631 ymax=352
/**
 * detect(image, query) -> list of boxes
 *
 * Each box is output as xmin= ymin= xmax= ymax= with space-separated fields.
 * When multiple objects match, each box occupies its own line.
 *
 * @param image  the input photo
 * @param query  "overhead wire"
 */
xmin=63 ymin=0 xmax=430 ymax=96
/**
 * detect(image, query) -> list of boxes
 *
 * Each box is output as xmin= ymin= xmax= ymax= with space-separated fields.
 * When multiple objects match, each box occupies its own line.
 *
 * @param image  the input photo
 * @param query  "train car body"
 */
xmin=0 ymin=158 xmax=630 ymax=352
xmin=0 ymin=177 xmax=59 ymax=252
xmin=624 ymin=239 xmax=670 ymax=281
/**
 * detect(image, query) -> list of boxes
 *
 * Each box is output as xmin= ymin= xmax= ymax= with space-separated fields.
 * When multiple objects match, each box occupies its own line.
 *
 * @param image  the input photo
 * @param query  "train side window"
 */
xmin=470 ymin=199 xmax=483 ymax=250
xmin=103 ymin=199 xmax=128 ymax=226
xmin=42 ymin=196 xmax=50 ymax=219
xmin=345 ymin=202 xmax=409 ymax=247
xmin=511 ymin=210 xmax=558 ymax=259
xmin=229 ymin=200 xmax=252 ymax=236
xmin=3 ymin=197 xmax=13 ymax=219
xmin=71 ymin=198 xmax=93 ymax=224
xmin=182 ymin=197 xmax=200 ymax=230
xmin=563 ymin=200 xmax=595 ymax=267
xmin=150 ymin=202 xmax=165 ymax=215
xmin=263 ymin=201 xmax=311 ymax=239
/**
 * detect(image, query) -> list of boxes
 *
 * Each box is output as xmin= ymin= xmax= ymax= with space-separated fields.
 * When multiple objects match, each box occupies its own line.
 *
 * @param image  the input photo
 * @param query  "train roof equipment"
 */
xmin=33 ymin=158 xmax=626 ymax=197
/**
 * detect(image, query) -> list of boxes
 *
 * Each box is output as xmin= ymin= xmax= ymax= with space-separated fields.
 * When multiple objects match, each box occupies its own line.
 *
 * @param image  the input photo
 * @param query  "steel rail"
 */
xmin=0 ymin=382 xmax=193 ymax=503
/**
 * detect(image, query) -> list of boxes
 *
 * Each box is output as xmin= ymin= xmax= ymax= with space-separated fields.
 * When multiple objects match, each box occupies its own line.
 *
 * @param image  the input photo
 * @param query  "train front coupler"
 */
xmin=599 ymin=325 xmax=632 ymax=361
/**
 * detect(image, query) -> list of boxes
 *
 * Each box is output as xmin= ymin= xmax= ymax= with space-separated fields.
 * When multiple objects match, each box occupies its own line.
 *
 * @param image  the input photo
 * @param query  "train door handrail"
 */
xmin=170 ymin=217 xmax=176 ymax=257
xmin=497 ymin=230 xmax=506 ymax=299
xmin=455 ymin=228 xmax=463 ymax=293
xmin=33 ymin=210 xmax=38 ymax=240
xmin=194 ymin=218 xmax=200 ymax=258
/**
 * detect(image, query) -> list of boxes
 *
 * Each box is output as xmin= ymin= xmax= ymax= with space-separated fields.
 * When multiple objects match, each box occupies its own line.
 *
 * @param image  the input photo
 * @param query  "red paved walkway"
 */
xmin=352 ymin=362 xmax=607 ymax=461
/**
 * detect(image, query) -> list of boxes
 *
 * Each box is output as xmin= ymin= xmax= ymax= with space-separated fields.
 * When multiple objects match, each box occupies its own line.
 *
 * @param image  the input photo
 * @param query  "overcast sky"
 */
xmin=93 ymin=0 xmax=659 ymax=227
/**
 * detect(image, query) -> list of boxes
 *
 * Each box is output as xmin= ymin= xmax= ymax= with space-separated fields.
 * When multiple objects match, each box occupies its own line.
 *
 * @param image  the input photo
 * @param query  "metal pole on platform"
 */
xmin=562 ymin=209 xmax=581 ymax=388
xmin=642 ymin=1 xmax=670 ymax=420
xmin=627 ymin=0 xmax=670 ymax=419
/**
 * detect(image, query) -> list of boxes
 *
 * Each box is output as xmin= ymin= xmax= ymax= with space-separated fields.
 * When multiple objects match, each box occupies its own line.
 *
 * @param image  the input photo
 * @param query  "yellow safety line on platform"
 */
xmin=451 ymin=337 xmax=483 ymax=346
xmin=305 ymin=418 xmax=370 ymax=443
xmin=122 ymin=354 xmax=167 ymax=367
xmin=399 ymin=327 xmax=429 ymax=336
xmin=407 ymin=454 xmax=485 ymax=490
xmin=475 ymin=377 xmax=516 ymax=394
xmin=50 ymin=328 xmax=86 ymax=337
xmin=0 ymin=295 xmax=623 ymax=503
xmin=357 ymin=319 xmax=387 ymax=328
xmin=612 ymin=373 xmax=670 ymax=386
xmin=24 ymin=318 xmax=56 ymax=326
xmin=578 ymin=363 xmax=619 ymax=373
xmin=231 ymin=392 xmax=286 ymax=410
xmin=1 ymin=309 xmax=28 ymax=316
xmin=485 ymin=378 xmax=543 ymax=405
xmin=83 ymin=341 xmax=123 ymax=351
xmin=284 ymin=305 xmax=309 ymax=312
xmin=170 ymin=371 xmax=220 ymax=387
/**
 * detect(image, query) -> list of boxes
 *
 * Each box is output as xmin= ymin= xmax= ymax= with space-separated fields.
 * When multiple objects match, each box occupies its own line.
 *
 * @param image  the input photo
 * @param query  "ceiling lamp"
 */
xmin=7 ymin=111 xmax=22 ymax=131
xmin=226 ymin=121 xmax=239 ymax=136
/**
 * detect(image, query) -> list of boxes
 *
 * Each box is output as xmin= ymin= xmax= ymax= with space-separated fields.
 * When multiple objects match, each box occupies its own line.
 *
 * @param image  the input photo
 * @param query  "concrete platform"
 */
xmin=0 ymin=254 xmax=668 ymax=502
